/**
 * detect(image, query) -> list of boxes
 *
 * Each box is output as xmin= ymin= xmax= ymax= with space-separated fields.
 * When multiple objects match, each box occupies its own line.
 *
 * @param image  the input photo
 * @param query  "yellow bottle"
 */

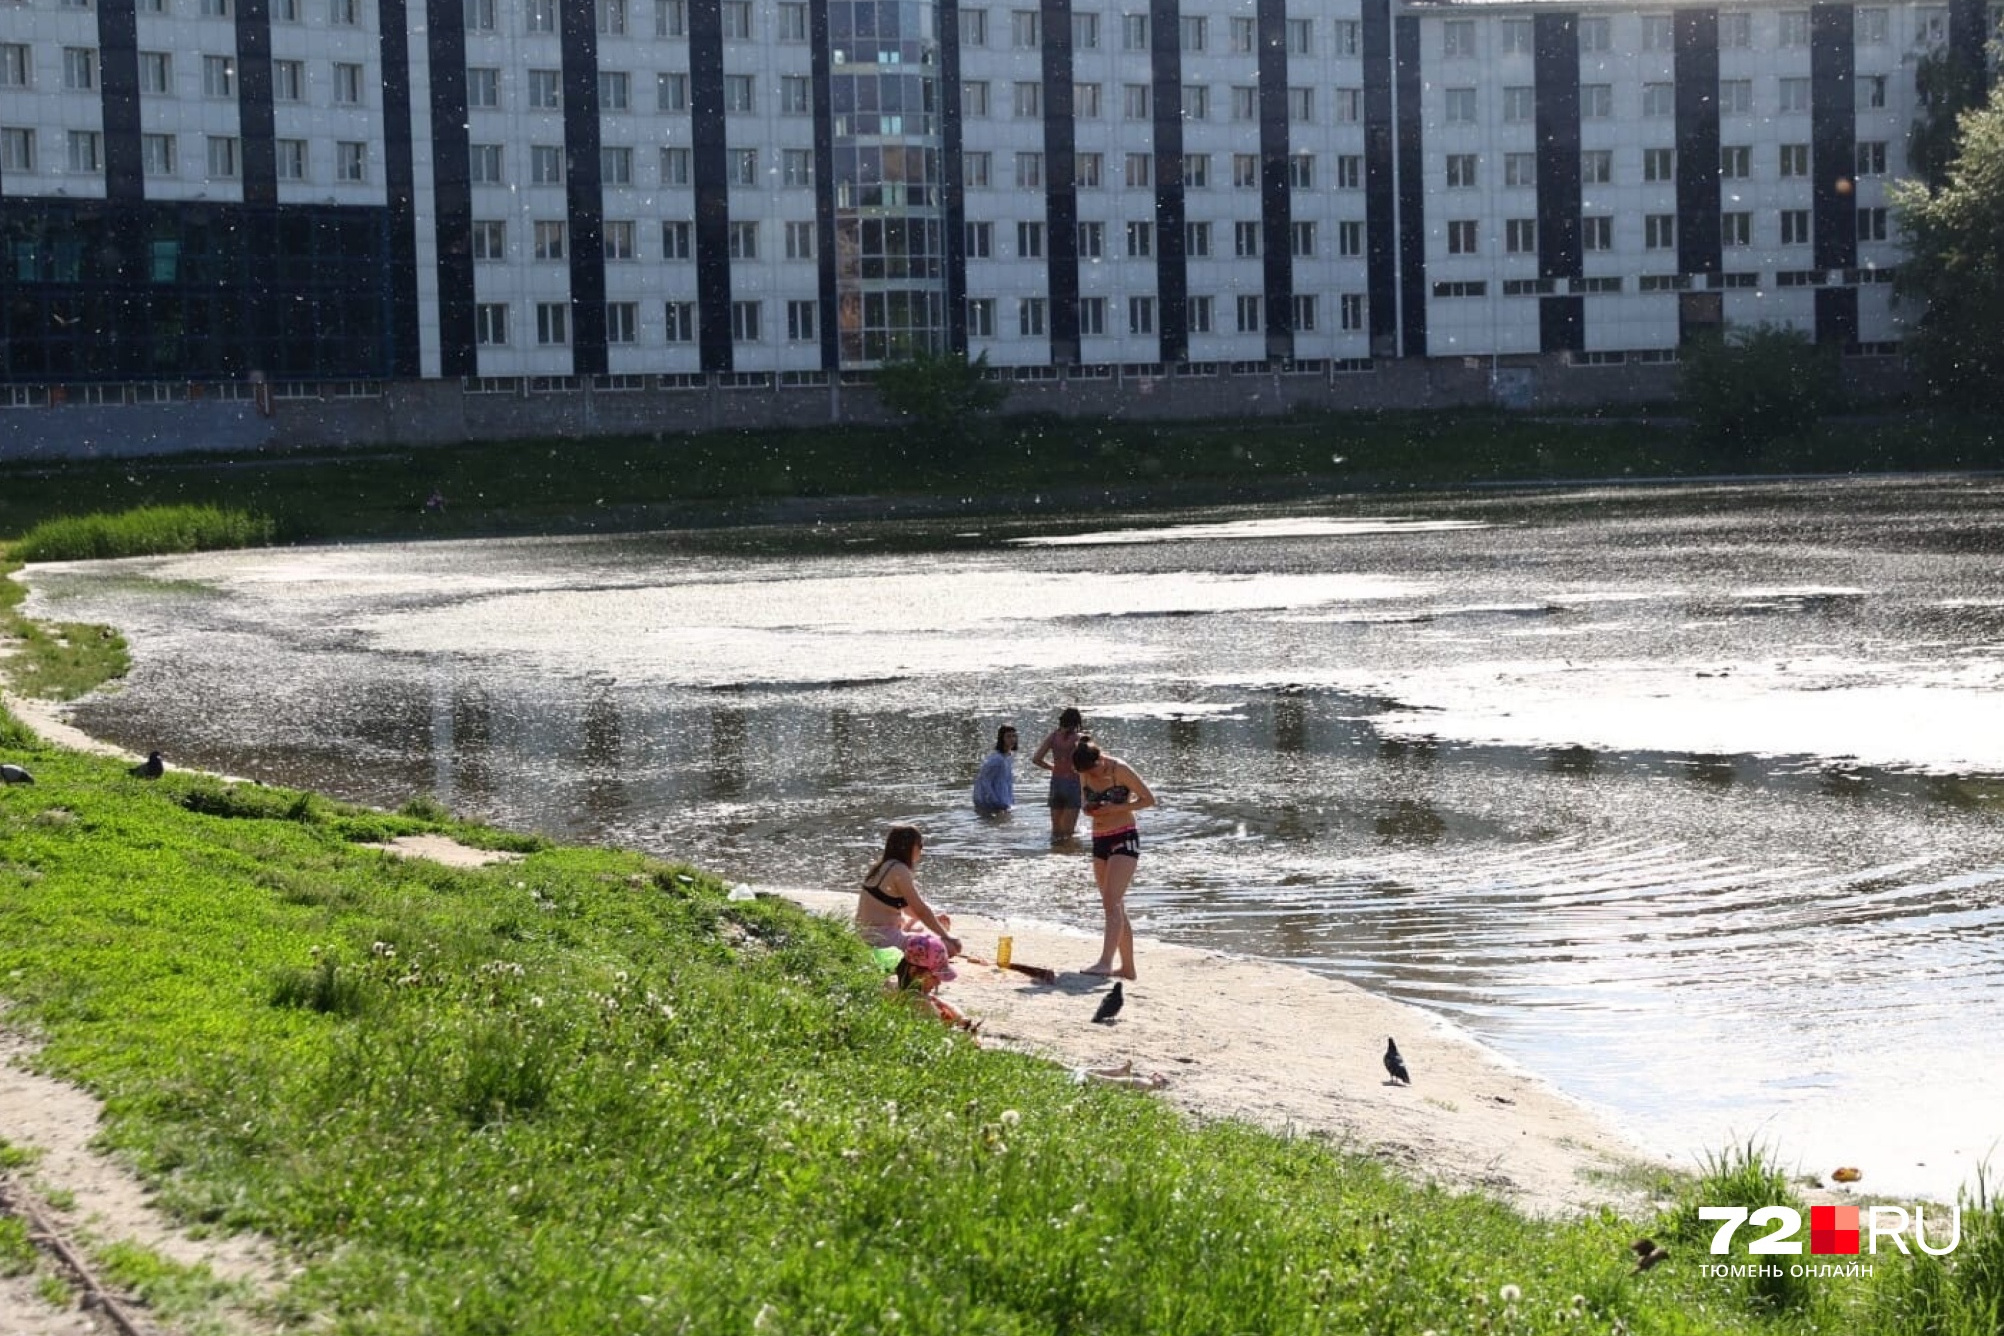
xmin=996 ymin=935 xmax=1013 ymax=970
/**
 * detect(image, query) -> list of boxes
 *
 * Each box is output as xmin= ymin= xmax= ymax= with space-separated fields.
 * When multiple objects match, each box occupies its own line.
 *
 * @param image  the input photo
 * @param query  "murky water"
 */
xmin=25 ymin=475 xmax=2004 ymax=1200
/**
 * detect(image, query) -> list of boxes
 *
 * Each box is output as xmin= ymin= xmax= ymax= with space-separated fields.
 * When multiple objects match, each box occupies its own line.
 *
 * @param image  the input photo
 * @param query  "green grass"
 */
xmin=9 ymin=504 xmax=276 ymax=563
xmin=1 ymin=411 xmax=1999 ymax=550
xmin=2 ymin=705 xmax=2000 ymax=1334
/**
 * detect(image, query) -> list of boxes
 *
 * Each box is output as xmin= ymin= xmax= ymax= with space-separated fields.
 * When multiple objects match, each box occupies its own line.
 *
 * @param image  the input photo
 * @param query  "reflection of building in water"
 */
xmin=447 ymin=681 xmax=496 ymax=807
xmin=1273 ymin=694 xmax=1308 ymax=756
xmin=706 ymin=706 xmax=751 ymax=800
xmin=577 ymin=680 xmax=629 ymax=830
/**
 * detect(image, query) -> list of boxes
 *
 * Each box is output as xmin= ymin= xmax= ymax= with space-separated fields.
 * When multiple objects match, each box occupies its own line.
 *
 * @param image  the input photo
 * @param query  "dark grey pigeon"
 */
xmin=1091 ymin=980 xmax=1124 ymax=1024
xmin=0 ymin=763 xmax=33 ymax=785
xmin=130 ymin=751 xmax=164 ymax=780
xmin=1383 ymin=1036 xmax=1411 ymax=1085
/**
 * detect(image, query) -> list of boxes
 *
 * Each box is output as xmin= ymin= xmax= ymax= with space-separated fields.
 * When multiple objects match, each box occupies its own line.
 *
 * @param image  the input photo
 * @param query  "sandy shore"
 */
xmin=782 ymin=887 xmax=1667 ymax=1218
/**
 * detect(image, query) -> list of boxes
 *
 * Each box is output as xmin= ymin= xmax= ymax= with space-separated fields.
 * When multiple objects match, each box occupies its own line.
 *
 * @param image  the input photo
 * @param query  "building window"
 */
xmin=1124 ymin=84 xmax=1150 ymax=120
xmin=725 ymin=74 xmax=754 ymax=113
xmin=1337 ymin=155 xmax=1362 ymax=189
xmin=967 ymin=298 xmax=994 ymax=337
xmin=780 ymin=75 xmax=811 ymax=116
xmin=604 ymin=220 xmax=636 ymax=259
xmin=537 ymin=303 xmax=569 ymax=346
xmin=1503 ymin=87 xmax=1533 ymax=122
xmin=1016 ymin=153 xmax=1043 ymax=188
xmin=532 ymin=146 xmax=565 ymax=185
xmin=471 ymin=144 xmax=504 ymax=184
xmin=1780 ymin=209 xmax=1810 ymax=245
xmin=598 ymin=0 xmax=628 ymax=34
xmin=1284 ymin=18 xmax=1311 ymax=54
xmin=1128 ymin=220 xmax=1154 ymax=257
xmin=1780 ymin=78 xmax=1810 ymax=114
xmin=140 ymin=52 xmax=172 ymax=95
xmin=1186 ymin=221 xmax=1210 ymax=257
xmin=1779 ymin=10 xmax=1810 ymax=45
xmin=1234 ymin=221 xmax=1260 ymax=257
xmin=527 ymin=0 xmax=556 ymax=31
xmin=1073 ymin=12 xmax=1098 ymax=48
xmin=1642 ymin=15 xmax=1674 ymax=49
xmin=660 ymin=148 xmax=690 ymax=185
xmin=966 ymin=219 xmax=994 ymax=258
xmin=334 ymin=62 xmax=363 ymax=105
xmin=600 ymin=72 xmax=630 ymax=112
xmin=1645 ymin=214 xmax=1675 ymax=249
xmin=1857 ymin=7 xmax=1889 ymax=43
xmin=784 ymin=221 xmax=815 ymax=259
xmin=656 ymin=0 xmax=686 ymax=35
xmin=466 ymin=0 xmax=496 ymax=28
xmin=1447 ymin=219 xmax=1478 ymax=255
xmin=662 ymin=221 xmax=691 ymax=258
xmin=1014 ymin=82 xmax=1042 ymax=118
xmin=729 ymin=149 xmax=757 ymax=186
xmin=336 ymin=141 xmax=366 ymax=182
xmin=1341 ymin=294 xmax=1365 ymax=331
xmin=1445 ymin=154 xmax=1476 ymax=189
xmin=1188 ymin=296 xmax=1212 ymax=333
xmin=1235 ymin=295 xmax=1261 ymax=334
xmin=1231 ymin=86 xmax=1257 ymax=122
xmin=1290 ymin=154 xmax=1313 ymax=189
xmin=961 ymin=80 xmax=989 ymax=117
xmin=1501 ymin=18 xmax=1532 ymax=52
xmin=1129 ymin=296 xmax=1155 ymax=335
xmin=1442 ymin=19 xmax=1475 ymax=57
xmin=728 ymin=221 xmax=757 ymax=259
xmin=1582 ymin=216 xmax=1612 ymax=251
xmin=1183 ymin=85 xmax=1209 ymax=120
xmin=1643 ymin=148 xmax=1675 ymax=182
xmin=721 ymin=0 xmax=751 ymax=38
xmin=1719 ymin=10 xmax=1751 ymax=46
xmin=534 ymin=221 xmax=567 ymax=259
xmin=1017 ymin=221 xmax=1044 ymax=258
xmin=658 ymin=73 xmax=689 ymax=112
xmin=467 ymin=67 xmax=498 ymax=108
xmin=1722 ymin=211 xmax=1751 ymax=246
xmin=1860 ymin=75 xmax=1887 ymax=110
xmin=1019 ymin=297 xmax=1046 ymax=337
xmin=960 ymin=9 xmax=986 ymax=45
xmin=606 ymin=303 xmax=638 ymax=344
xmin=664 ymin=302 xmax=695 ymax=341
xmin=1445 ymin=88 xmax=1476 ymax=123
xmin=1290 ymin=221 xmax=1314 ymax=257
xmin=1580 ymin=16 xmax=1611 ymax=50
xmin=965 ymin=152 xmax=991 ymax=187
xmin=782 ymin=148 xmax=813 ymax=188
xmin=1857 ymin=141 xmax=1887 ymax=175
xmin=142 ymin=133 xmax=175 ymax=177
xmin=1185 ymin=154 xmax=1210 ymax=188
xmin=1077 ymin=221 xmax=1104 ymax=258
xmin=1229 ymin=15 xmax=1254 ymax=52
xmin=1582 ymin=150 xmax=1611 ymax=184
xmin=1125 ymin=153 xmax=1152 ymax=188
xmin=1233 ymin=154 xmax=1258 ymax=189
xmin=1581 ymin=84 xmax=1613 ymax=119
xmin=1182 ymin=15 xmax=1207 ymax=50
xmin=1505 ymin=218 xmax=1536 ymax=254
xmin=1779 ymin=144 xmax=1809 ymax=178
xmin=475 ymin=303 xmax=508 ymax=346
xmin=1643 ymin=83 xmax=1674 ymax=117
xmin=205 ymin=135 xmax=237 ymax=178
xmin=731 ymin=301 xmax=760 ymax=341
xmin=1338 ymin=220 xmax=1363 ymax=256
xmin=201 ymin=0 xmax=232 ymax=16
xmin=1292 ymin=295 xmax=1316 ymax=332
xmin=1124 ymin=14 xmax=1150 ymax=49
xmin=603 ymin=146 xmax=633 ymax=184
xmin=1858 ymin=206 xmax=1888 ymax=241
xmin=1011 ymin=9 xmax=1040 ymax=47
xmin=64 ymin=48 xmax=99 ymax=91
xmin=1076 ymin=152 xmax=1102 ymax=187
xmin=787 ymin=300 xmax=816 ymax=341
xmin=330 ymin=0 xmax=360 ymax=22
xmin=1720 ymin=146 xmax=1750 ymax=178
xmin=472 ymin=220 xmax=506 ymax=260
xmin=1719 ymin=80 xmax=1753 ymax=115
xmin=276 ymin=139 xmax=306 ymax=180
xmin=203 ymin=55 xmax=235 ymax=97
xmin=1505 ymin=153 xmax=1536 ymax=188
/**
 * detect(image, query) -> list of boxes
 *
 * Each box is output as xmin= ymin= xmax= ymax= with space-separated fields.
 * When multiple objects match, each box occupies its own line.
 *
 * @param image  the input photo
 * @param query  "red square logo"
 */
xmin=1811 ymin=1205 xmax=1860 ymax=1255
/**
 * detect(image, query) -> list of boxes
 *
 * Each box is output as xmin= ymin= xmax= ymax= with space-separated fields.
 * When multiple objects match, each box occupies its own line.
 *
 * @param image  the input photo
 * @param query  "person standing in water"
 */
xmin=1072 ymin=735 xmax=1155 ymax=979
xmin=1030 ymin=707 xmax=1086 ymax=840
xmin=972 ymin=725 xmax=1018 ymax=815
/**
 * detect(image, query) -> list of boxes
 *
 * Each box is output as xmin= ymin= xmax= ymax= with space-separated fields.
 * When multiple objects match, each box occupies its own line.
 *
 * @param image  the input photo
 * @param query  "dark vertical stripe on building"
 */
xmin=1392 ymin=14 xmax=1425 ymax=357
xmin=1813 ymin=284 xmax=1857 ymax=347
xmin=96 ymin=0 xmax=142 ymax=201
xmin=1539 ymin=294 xmax=1584 ymax=353
xmin=561 ymin=0 xmax=606 ymax=375
xmin=1149 ymin=0 xmax=1185 ymax=363
xmin=1810 ymin=3 xmax=1855 ymax=272
xmin=377 ymin=0 xmax=420 ymax=377
xmin=427 ymin=0 xmax=476 ymax=377
xmin=690 ymin=0 xmax=732 ymax=371
xmin=1041 ymin=0 xmax=1078 ymax=362
xmin=939 ymin=0 xmax=967 ymax=357
xmin=1674 ymin=8 xmax=1721 ymax=276
xmin=1533 ymin=12 xmax=1581 ymax=288
xmin=235 ymin=0 xmax=277 ymax=204
xmin=1256 ymin=0 xmax=1291 ymax=357
xmin=1362 ymin=0 xmax=1396 ymax=356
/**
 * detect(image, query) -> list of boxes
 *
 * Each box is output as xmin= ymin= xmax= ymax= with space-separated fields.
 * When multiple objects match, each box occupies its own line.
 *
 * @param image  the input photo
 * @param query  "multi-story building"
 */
xmin=0 ymin=0 xmax=1996 ymax=424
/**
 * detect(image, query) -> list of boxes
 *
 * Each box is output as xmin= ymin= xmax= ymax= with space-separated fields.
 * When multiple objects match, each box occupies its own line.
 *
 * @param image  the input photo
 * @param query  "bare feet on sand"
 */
xmin=1080 ymin=963 xmax=1137 ymax=979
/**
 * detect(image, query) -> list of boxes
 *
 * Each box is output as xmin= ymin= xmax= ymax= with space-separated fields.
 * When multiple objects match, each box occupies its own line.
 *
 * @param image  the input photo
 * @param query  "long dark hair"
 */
xmin=1058 ymin=706 xmax=1083 ymax=730
xmin=866 ymin=823 xmax=923 ymax=881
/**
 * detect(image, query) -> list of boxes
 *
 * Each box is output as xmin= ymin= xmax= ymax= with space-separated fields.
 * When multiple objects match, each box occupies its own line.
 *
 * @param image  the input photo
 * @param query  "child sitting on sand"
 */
xmin=891 ymin=935 xmax=976 ymax=1032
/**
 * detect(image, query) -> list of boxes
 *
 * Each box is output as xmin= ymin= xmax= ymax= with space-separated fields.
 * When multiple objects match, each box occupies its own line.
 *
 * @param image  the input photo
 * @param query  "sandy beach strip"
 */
xmin=782 ymin=887 xmax=1668 ymax=1219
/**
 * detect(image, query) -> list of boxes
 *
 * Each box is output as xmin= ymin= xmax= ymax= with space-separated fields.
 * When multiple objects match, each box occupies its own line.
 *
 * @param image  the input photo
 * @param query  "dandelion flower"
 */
xmin=1500 ymin=1284 xmax=1522 ymax=1305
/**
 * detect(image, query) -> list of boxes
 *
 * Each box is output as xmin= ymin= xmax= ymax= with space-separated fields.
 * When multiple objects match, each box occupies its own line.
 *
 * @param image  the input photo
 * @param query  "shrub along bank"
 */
xmin=1 ymin=711 xmax=2002 ymax=1335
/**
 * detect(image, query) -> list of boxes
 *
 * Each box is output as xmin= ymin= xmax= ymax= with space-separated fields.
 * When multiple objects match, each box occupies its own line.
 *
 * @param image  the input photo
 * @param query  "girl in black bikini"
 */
xmin=855 ymin=824 xmax=961 ymax=957
xmin=1072 ymin=737 xmax=1156 ymax=979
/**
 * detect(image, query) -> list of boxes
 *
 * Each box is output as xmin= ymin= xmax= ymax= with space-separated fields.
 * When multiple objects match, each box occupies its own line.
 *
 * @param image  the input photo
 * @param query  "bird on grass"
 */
xmin=1383 ymin=1037 xmax=1411 ymax=1085
xmin=129 ymin=751 xmax=164 ymax=779
xmin=1 ymin=763 xmax=34 ymax=785
xmin=1091 ymin=981 xmax=1124 ymax=1024
xmin=1631 ymin=1237 xmax=1670 ymax=1272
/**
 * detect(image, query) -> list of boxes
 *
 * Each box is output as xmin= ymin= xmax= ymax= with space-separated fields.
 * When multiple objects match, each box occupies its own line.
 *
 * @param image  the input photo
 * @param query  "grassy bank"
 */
xmin=1 ymin=410 xmax=1999 ymax=547
xmin=1 ymin=708 xmax=2001 ymax=1335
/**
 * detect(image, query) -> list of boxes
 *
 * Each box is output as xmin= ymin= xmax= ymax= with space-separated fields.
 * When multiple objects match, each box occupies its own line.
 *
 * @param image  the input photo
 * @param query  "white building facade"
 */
xmin=0 ymin=0 xmax=1996 ymax=392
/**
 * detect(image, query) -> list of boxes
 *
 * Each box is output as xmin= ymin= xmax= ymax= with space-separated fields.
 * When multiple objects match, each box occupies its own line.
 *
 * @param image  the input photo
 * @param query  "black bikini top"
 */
xmin=1083 ymin=781 xmax=1132 ymax=807
xmin=862 ymin=862 xmax=909 ymax=909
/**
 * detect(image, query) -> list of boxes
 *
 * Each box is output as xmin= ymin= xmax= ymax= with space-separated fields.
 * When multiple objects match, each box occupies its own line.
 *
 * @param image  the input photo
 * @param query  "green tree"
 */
xmin=1907 ymin=47 xmax=1987 ymax=189
xmin=1678 ymin=323 xmax=1839 ymax=449
xmin=1894 ymin=86 xmax=2004 ymax=412
xmin=873 ymin=349 xmax=1009 ymax=429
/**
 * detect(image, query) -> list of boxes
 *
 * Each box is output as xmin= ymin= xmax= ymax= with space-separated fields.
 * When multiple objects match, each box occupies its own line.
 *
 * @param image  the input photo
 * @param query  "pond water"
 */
xmin=26 ymin=474 xmax=2004 ymax=1200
